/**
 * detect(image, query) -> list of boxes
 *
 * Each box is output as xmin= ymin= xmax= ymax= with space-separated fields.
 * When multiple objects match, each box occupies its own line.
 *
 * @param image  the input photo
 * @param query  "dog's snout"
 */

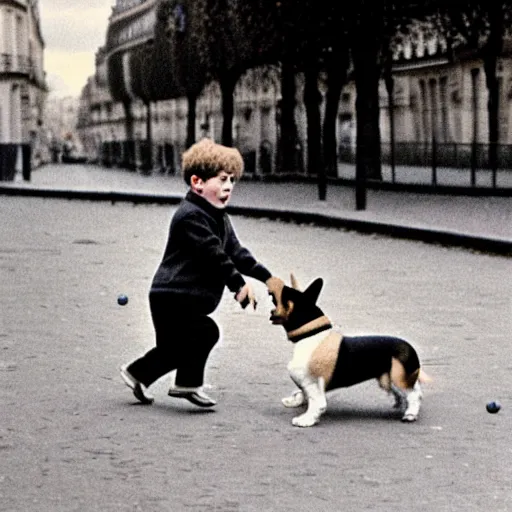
xmin=269 ymin=309 xmax=281 ymax=324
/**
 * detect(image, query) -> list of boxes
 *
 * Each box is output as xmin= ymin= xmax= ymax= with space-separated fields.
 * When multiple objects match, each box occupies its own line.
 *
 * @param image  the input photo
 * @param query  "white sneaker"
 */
xmin=120 ymin=365 xmax=154 ymax=405
xmin=167 ymin=386 xmax=216 ymax=407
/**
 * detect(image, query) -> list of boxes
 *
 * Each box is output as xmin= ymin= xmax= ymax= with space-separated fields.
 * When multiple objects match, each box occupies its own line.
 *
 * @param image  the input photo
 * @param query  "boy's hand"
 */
xmin=266 ymin=276 xmax=285 ymax=299
xmin=236 ymin=283 xmax=257 ymax=310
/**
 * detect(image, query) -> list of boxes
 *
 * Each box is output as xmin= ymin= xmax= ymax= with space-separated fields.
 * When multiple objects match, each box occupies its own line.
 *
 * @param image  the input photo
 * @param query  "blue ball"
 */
xmin=486 ymin=401 xmax=501 ymax=414
xmin=117 ymin=294 xmax=129 ymax=306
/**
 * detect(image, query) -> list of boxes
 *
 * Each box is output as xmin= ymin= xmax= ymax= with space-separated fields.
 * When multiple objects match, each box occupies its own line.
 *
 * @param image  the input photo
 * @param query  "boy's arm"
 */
xmin=181 ymin=212 xmax=246 ymax=294
xmin=181 ymin=213 xmax=282 ymax=309
xmin=227 ymin=236 xmax=285 ymax=303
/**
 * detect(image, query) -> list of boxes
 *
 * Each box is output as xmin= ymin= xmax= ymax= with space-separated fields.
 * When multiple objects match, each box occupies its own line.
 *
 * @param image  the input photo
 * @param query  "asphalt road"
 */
xmin=1 ymin=197 xmax=510 ymax=511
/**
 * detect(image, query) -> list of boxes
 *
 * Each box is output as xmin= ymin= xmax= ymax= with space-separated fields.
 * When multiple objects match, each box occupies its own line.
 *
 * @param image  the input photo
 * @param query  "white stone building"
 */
xmin=339 ymin=31 xmax=512 ymax=169
xmin=0 ymin=0 xmax=46 ymax=177
xmin=76 ymin=46 xmax=156 ymax=165
xmin=76 ymin=4 xmax=512 ymax=174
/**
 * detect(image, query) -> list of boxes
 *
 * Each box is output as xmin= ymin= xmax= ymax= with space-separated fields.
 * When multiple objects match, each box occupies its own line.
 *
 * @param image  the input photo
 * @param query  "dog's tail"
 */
xmin=418 ymin=369 xmax=433 ymax=384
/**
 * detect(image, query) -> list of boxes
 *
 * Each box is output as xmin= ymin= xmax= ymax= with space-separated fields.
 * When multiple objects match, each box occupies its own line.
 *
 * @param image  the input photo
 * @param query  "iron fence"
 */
xmin=339 ymin=141 xmax=512 ymax=170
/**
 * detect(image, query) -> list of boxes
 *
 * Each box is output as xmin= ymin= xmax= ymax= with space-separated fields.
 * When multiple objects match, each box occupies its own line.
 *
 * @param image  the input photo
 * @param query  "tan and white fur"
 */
xmin=269 ymin=274 xmax=428 ymax=427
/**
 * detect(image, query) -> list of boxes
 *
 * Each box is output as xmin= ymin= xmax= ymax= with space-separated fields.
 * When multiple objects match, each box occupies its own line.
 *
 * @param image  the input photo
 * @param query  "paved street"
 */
xmin=1 ymin=163 xmax=511 ymax=247
xmin=0 ymin=195 xmax=510 ymax=511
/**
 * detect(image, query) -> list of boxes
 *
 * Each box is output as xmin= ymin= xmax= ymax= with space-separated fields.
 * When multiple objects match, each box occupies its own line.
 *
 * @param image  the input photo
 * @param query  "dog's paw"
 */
xmin=292 ymin=413 xmax=319 ymax=427
xmin=282 ymin=390 xmax=305 ymax=408
xmin=401 ymin=413 xmax=418 ymax=422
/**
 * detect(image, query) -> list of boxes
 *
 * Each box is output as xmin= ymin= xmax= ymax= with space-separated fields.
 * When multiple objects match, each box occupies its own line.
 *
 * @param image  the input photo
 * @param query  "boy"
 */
xmin=120 ymin=138 xmax=283 ymax=407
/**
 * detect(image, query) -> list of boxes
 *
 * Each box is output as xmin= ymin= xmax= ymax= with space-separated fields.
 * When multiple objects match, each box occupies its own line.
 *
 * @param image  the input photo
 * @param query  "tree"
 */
xmin=106 ymin=51 xmax=136 ymax=147
xmin=130 ymin=44 xmax=154 ymax=169
xmin=275 ymin=0 xmax=337 ymax=197
xmin=347 ymin=3 xmax=386 ymax=210
xmin=151 ymin=0 xmax=209 ymax=147
xmin=322 ymin=25 xmax=350 ymax=183
xmin=295 ymin=0 xmax=325 ymax=195
xmin=345 ymin=1 xmax=433 ymax=209
xmin=201 ymin=0 xmax=279 ymax=147
xmin=316 ymin=3 xmax=351 ymax=196
xmin=273 ymin=0 xmax=300 ymax=174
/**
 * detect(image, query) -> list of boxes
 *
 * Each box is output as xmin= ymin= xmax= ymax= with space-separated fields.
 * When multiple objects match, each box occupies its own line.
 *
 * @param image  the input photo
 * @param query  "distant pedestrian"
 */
xmin=121 ymin=138 xmax=283 ymax=407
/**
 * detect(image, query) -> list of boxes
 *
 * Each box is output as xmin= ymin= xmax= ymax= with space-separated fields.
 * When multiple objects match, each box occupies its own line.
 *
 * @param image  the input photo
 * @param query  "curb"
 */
xmin=1 ymin=185 xmax=510 ymax=256
xmin=247 ymin=175 xmax=512 ymax=198
xmin=230 ymin=207 xmax=512 ymax=256
xmin=0 ymin=186 xmax=183 ymax=205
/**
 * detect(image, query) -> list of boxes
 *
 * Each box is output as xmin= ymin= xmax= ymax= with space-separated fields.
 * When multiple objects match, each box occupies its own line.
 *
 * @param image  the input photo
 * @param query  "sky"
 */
xmin=39 ymin=1 xmax=115 ymax=98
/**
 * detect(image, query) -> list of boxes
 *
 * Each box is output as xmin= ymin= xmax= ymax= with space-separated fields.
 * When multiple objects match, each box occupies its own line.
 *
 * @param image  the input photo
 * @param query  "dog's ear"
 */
xmin=290 ymin=273 xmax=301 ymax=290
xmin=303 ymin=278 xmax=323 ymax=304
xmin=281 ymin=285 xmax=301 ymax=305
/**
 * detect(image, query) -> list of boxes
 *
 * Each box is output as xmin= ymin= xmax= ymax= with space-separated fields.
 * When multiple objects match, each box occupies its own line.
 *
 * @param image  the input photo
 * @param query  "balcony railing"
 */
xmin=0 ymin=54 xmax=33 ymax=75
xmin=112 ymin=0 xmax=147 ymax=15
xmin=107 ymin=5 xmax=156 ymax=51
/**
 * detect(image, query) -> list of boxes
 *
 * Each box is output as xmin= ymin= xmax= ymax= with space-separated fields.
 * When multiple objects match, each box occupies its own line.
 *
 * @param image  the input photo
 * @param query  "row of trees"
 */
xmin=106 ymin=0 xmax=512 ymax=208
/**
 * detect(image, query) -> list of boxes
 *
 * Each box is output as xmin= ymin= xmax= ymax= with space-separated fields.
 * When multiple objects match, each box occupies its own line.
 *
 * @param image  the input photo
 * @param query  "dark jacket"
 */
xmin=151 ymin=190 xmax=272 ymax=314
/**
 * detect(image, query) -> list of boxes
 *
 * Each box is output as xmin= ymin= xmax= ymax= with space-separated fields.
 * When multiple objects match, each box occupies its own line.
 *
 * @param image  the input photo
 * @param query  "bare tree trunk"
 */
xmin=145 ymin=101 xmax=153 ymax=170
xmin=485 ymin=58 xmax=499 ymax=175
xmin=483 ymin=4 xmax=504 ymax=180
xmin=322 ymin=59 xmax=346 ymax=179
xmin=277 ymin=59 xmax=298 ymax=173
xmin=220 ymin=72 xmax=237 ymax=147
xmin=353 ymin=54 xmax=382 ymax=179
xmin=353 ymin=49 xmax=382 ymax=210
xmin=304 ymin=63 xmax=324 ymax=199
xmin=186 ymin=93 xmax=197 ymax=149
xmin=350 ymin=5 xmax=383 ymax=210
xmin=122 ymin=100 xmax=134 ymax=141
xmin=470 ymin=68 xmax=479 ymax=185
xmin=384 ymin=50 xmax=395 ymax=182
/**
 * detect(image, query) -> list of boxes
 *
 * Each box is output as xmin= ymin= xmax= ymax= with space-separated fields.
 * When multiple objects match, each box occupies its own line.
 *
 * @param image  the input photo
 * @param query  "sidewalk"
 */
xmin=1 ymin=163 xmax=511 ymax=255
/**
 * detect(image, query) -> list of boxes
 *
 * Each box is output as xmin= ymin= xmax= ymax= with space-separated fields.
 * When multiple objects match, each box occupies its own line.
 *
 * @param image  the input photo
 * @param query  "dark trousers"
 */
xmin=128 ymin=293 xmax=220 ymax=388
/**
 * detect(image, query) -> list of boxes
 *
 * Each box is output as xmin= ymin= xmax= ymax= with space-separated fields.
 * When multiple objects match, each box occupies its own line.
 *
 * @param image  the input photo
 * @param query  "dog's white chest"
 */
xmin=290 ymin=330 xmax=330 ymax=367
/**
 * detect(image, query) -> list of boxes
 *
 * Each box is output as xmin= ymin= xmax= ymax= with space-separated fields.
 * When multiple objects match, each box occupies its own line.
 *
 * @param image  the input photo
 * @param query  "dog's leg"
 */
xmin=402 ymin=381 xmax=423 ymax=422
xmin=291 ymin=377 xmax=327 ymax=427
xmin=282 ymin=389 xmax=306 ymax=408
xmin=287 ymin=369 xmax=326 ymax=428
xmin=378 ymin=373 xmax=407 ymax=410
xmin=389 ymin=357 xmax=422 ymax=419
xmin=283 ymin=361 xmax=307 ymax=408
xmin=287 ymin=361 xmax=326 ymax=426
xmin=390 ymin=383 xmax=408 ymax=411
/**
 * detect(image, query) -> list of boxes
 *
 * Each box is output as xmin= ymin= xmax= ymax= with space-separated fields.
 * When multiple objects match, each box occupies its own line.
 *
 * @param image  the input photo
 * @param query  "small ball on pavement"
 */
xmin=486 ymin=401 xmax=501 ymax=414
xmin=117 ymin=294 xmax=129 ymax=306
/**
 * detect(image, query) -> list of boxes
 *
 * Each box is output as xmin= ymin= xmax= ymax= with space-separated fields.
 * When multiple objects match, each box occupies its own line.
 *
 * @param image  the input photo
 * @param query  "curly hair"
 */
xmin=181 ymin=138 xmax=244 ymax=185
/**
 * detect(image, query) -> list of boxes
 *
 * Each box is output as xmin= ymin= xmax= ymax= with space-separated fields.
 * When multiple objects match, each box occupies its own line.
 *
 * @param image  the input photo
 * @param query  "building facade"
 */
xmin=0 ymin=0 xmax=46 ymax=178
xmin=76 ymin=4 xmax=512 ymax=175
xmin=77 ymin=44 xmax=175 ymax=169
xmin=341 ymin=34 xmax=512 ymax=169
xmin=44 ymin=95 xmax=84 ymax=162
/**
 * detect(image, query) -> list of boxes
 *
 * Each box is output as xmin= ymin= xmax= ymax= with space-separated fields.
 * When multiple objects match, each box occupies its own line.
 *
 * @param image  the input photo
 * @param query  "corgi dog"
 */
xmin=268 ymin=275 xmax=428 ymax=427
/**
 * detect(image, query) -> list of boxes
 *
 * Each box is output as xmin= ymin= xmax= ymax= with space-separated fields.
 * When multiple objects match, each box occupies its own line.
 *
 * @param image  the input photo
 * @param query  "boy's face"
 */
xmin=192 ymin=171 xmax=235 ymax=209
